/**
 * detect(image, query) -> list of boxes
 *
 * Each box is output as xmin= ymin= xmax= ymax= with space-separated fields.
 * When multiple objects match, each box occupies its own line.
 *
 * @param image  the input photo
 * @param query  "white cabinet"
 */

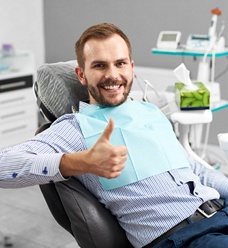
xmin=0 ymin=51 xmax=38 ymax=150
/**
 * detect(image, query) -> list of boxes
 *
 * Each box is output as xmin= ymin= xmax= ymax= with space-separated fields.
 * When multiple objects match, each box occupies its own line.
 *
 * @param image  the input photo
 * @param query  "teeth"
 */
xmin=103 ymin=85 xmax=120 ymax=90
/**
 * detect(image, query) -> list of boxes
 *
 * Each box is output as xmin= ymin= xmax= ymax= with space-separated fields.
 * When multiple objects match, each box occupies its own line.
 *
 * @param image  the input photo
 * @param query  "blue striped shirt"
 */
xmin=1 ymin=101 xmax=228 ymax=247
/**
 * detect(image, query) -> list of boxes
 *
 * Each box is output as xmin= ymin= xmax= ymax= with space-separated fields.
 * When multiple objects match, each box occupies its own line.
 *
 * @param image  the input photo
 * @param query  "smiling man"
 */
xmin=1 ymin=23 xmax=228 ymax=248
xmin=75 ymin=26 xmax=134 ymax=107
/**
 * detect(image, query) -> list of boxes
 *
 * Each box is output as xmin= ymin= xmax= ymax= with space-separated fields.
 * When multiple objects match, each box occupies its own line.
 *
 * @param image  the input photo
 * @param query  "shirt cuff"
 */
xmin=30 ymin=153 xmax=67 ymax=184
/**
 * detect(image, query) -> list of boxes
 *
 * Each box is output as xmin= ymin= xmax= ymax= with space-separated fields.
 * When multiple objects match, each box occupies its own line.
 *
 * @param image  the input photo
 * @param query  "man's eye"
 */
xmin=117 ymin=62 xmax=126 ymax=67
xmin=94 ymin=64 xmax=105 ymax=68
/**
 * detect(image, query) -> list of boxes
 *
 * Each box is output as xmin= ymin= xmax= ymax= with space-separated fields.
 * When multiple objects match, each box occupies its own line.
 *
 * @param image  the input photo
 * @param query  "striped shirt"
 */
xmin=1 ymin=101 xmax=228 ymax=247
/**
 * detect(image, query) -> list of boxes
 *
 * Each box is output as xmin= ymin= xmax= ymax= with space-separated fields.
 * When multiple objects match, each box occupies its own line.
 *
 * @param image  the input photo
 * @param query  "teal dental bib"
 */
xmin=76 ymin=101 xmax=190 ymax=190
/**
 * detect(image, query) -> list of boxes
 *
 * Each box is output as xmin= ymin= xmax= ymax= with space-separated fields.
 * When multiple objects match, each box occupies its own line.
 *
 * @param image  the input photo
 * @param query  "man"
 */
xmin=1 ymin=23 xmax=228 ymax=248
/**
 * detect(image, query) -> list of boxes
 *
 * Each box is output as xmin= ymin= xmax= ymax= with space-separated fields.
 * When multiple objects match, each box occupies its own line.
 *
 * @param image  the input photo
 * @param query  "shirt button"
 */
xmin=12 ymin=172 xmax=18 ymax=178
xmin=42 ymin=167 xmax=48 ymax=174
xmin=195 ymin=192 xmax=199 ymax=195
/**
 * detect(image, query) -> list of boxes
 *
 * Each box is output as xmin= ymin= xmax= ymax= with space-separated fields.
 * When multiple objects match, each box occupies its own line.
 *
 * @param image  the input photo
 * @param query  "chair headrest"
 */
xmin=35 ymin=60 xmax=89 ymax=122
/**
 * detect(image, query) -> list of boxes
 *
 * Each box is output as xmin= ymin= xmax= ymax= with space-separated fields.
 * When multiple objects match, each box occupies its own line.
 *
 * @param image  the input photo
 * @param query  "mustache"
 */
xmin=97 ymin=78 xmax=127 ymax=87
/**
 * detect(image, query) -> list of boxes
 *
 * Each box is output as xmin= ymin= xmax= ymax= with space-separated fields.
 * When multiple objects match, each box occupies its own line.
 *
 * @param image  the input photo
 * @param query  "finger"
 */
xmin=108 ymin=163 xmax=125 ymax=178
xmin=114 ymin=146 xmax=128 ymax=156
xmin=100 ymin=118 xmax=114 ymax=142
xmin=108 ymin=171 xmax=121 ymax=179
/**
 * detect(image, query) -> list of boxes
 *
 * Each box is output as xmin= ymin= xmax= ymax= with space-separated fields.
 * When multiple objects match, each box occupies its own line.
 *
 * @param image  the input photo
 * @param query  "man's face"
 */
xmin=76 ymin=34 xmax=134 ymax=106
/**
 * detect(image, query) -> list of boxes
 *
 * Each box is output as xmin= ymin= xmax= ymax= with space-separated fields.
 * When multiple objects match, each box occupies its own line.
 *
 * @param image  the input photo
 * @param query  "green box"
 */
xmin=175 ymin=82 xmax=210 ymax=110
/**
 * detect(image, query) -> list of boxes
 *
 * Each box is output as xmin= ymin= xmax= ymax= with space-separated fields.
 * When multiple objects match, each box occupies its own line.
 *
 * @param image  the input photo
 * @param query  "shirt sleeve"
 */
xmin=0 ymin=151 xmax=65 ymax=188
xmin=185 ymin=149 xmax=228 ymax=198
xmin=0 ymin=114 xmax=86 ymax=188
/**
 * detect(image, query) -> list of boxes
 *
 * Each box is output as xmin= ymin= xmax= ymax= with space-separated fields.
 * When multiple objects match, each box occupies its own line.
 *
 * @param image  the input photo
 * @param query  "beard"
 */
xmin=85 ymin=77 xmax=133 ymax=107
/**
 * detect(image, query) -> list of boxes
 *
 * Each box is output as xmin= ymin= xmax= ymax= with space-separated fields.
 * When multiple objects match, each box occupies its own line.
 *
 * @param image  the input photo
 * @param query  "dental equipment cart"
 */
xmin=151 ymin=47 xmax=228 ymax=170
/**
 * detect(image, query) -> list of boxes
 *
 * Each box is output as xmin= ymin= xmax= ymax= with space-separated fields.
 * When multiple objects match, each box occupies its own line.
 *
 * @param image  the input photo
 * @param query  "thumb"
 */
xmin=100 ymin=118 xmax=114 ymax=142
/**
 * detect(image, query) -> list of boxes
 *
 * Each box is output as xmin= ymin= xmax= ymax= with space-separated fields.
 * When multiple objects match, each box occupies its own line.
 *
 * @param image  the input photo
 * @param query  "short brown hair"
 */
xmin=75 ymin=23 xmax=132 ymax=68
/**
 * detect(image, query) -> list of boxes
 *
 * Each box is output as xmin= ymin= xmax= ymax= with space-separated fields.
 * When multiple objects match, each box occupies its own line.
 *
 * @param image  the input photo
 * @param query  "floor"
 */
xmin=0 ymin=145 xmax=227 ymax=248
xmin=0 ymin=186 xmax=79 ymax=248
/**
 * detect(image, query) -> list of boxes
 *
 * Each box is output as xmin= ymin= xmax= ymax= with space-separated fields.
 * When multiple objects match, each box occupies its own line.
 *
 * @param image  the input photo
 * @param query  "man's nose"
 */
xmin=105 ymin=66 xmax=119 ymax=80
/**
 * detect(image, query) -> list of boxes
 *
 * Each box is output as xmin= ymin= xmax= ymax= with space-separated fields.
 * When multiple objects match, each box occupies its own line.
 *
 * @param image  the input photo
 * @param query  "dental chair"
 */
xmin=34 ymin=61 xmax=133 ymax=248
xmin=34 ymin=61 xmax=216 ymax=248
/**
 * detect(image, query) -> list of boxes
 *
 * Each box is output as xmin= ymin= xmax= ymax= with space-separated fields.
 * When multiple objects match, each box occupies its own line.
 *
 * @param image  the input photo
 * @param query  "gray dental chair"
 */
xmin=34 ymin=61 xmax=133 ymax=248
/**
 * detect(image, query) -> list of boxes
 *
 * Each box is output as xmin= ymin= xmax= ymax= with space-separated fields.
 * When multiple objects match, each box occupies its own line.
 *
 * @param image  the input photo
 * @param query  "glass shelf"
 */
xmin=151 ymin=47 xmax=228 ymax=58
xmin=211 ymin=100 xmax=228 ymax=113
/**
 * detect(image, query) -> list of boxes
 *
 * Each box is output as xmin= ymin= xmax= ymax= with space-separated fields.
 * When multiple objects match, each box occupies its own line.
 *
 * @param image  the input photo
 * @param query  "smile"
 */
xmin=103 ymin=85 xmax=121 ymax=90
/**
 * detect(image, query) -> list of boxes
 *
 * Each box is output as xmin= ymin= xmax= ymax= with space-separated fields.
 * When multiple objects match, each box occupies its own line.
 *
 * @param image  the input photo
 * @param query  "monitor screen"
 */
xmin=161 ymin=34 xmax=177 ymax=42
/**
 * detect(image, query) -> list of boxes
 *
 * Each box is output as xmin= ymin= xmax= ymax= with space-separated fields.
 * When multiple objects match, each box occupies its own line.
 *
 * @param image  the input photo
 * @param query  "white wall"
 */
xmin=0 ymin=0 xmax=45 ymax=72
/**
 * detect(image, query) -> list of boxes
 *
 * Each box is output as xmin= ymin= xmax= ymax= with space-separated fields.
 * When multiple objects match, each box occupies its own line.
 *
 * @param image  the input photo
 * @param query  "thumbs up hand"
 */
xmin=87 ymin=118 xmax=128 ymax=178
xmin=60 ymin=119 xmax=128 ymax=178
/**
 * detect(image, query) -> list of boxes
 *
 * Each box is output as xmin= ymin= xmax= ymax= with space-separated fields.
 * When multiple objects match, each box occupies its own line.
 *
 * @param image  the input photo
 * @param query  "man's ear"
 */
xmin=131 ymin=60 xmax=135 ymax=69
xmin=75 ymin=66 xmax=86 ymax=86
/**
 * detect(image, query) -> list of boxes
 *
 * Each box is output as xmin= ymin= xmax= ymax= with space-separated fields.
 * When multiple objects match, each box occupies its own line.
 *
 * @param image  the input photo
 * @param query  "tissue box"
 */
xmin=175 ymin=82 xmax=210 ymax=110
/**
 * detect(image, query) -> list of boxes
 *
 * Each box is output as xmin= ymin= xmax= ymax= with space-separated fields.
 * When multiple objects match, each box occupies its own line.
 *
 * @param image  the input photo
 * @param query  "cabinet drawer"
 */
xmin=0 ymin=75 xmax=33 ymax=93
xmin=0 ymin=117 xmax=37 ymax=137
xmin=0 ymin=104 xmax=37 ymax=124
xmin=0 ymin=88 xmax=36 ymax=109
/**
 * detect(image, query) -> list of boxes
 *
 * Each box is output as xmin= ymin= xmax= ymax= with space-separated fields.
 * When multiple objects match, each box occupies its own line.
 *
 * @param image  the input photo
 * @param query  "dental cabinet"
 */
xmin=0 ymin=51 xmax=38 ymax=150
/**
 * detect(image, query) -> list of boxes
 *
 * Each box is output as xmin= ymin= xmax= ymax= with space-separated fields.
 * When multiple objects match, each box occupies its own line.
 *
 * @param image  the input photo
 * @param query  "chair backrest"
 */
xmin=35 ymin=62 xmax=133 ymax=248
xmin=35 ymin=60 xmax=89 ymax=121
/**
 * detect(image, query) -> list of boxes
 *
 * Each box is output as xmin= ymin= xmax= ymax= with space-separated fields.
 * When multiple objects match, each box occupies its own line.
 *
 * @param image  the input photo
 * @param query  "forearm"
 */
xmin=60 ymin=150 xmax=91 ymax=177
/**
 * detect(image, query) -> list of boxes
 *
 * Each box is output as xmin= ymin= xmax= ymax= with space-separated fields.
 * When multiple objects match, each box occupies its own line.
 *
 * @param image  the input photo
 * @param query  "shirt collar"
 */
xmin=79 ymin=101 xmax=90 ymax=111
